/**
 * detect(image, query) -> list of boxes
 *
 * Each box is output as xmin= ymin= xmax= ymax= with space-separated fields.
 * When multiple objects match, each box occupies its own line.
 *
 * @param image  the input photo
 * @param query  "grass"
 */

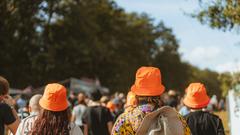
xmin=214 ymin=111 xmax=229 ymax=135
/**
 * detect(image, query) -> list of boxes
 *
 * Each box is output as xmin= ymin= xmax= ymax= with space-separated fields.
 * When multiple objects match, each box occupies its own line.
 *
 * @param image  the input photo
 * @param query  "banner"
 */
xmin=228 ymin=90 xmax=240 ymax=135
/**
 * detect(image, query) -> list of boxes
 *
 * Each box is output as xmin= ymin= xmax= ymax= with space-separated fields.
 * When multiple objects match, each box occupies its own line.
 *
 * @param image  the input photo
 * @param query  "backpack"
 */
xmin=136 ymin=106 xmax=185 ymax=135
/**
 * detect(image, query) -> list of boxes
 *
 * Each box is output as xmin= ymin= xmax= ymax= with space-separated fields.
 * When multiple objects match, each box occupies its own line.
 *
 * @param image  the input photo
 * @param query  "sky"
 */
xmin=115 ymin=0 xmax=240 ymax=73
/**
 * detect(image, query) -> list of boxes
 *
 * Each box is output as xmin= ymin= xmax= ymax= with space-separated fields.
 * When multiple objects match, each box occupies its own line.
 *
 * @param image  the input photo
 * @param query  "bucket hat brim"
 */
xmin=183 ymin=96 xmax=210 ymax=109
xmin=131 ymin=84 xmax=165 ymax=96
xmin=39 ymin=97 xmax=68 ymax=112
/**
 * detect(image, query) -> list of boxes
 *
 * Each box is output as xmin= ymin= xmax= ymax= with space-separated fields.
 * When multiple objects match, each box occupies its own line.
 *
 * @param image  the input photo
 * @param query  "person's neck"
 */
xmin=190 ymin=108 xmax=206 ymax=112
xmin=88 ymin=101 xmax=101 ymax=107
xmin=30 ymin=111 xmax=39 ymax=115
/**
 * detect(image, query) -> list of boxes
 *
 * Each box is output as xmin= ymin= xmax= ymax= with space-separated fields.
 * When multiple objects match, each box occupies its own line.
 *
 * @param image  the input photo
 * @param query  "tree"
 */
xmin=193 ymin=0 xmax=240 ymax=31
xmin=0 ymin=0 xmax=227 ymax=96
xmin=151 ymin=23 xmax=192 ymax=92
xmin=0 ymin=0 xmax=188 ymax=93
xmin=0 ymin=0 xmax=43 ymax=87
xmin=218 ymin=72 xmax=232 ymax=97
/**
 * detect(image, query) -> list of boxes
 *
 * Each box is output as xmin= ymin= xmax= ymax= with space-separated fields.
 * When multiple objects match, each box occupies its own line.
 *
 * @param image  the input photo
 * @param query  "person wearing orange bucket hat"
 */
xmin=131 ymin=67 xmax=165 ymax=96
xmin=112 ymin=66 xmax=191 ymax=135
xmin=27 ymin=83 xmax=83 ymax=135
xmin=183 ymin=83 xmax=225 ymax=135
xmin=107 ymin=101 xmax=116 ymax=113
xmin=124 ymin=91 xmax=137 ymax=109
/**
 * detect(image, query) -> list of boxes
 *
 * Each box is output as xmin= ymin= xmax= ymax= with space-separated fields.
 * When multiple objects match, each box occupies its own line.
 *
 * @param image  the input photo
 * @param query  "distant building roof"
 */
xmin=32 ymin=77 xmax=109 ymax=95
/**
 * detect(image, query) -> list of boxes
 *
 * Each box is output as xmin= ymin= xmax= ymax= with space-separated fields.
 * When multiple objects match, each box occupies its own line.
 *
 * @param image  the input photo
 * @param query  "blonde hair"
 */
xmin=29 ymin=94 xmax=42 ymax=112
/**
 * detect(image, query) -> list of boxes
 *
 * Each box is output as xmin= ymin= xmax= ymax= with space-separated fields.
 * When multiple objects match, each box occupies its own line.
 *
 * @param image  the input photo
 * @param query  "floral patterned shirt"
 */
xmin=111 ymin=104 xmax=191 ymax=135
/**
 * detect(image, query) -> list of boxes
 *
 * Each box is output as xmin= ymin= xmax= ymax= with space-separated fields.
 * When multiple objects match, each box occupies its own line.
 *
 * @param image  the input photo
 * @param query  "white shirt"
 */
xmin=72 ymin=104 xmax=86 ymax=126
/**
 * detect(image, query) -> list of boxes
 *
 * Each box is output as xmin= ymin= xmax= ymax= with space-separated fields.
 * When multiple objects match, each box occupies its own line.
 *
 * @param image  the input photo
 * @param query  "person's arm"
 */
xmin=71 ymin=114 xmax=76 ymax=122
xmin=83 ymin=124 xmax=88 ymax=135
xmin=217 ymin=118 xmax=225 ymax=135
xmin=82 ymin=109 xmax=88 ymax=135
xmin=71 ymin=108 xmax=76 ymax=122
xmin=15 ymin=121 xmax=23 ymax=135
xmin=7 ymin=120 xmax=20 ymax=135
xmin=9 ymin=108 xmax=20 ymax=134
xmin=107 ymin=121 xmax=113 ymax=134
xmin=105 ymin=107 xmax=114 ymax=134
xmin=3 ymin=95 xmax=20 ymax=134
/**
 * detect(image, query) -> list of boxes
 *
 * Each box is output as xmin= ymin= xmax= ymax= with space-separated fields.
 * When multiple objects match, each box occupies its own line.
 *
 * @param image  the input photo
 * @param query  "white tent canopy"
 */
xmin=228 ymin=89 xmax=240 ymax=135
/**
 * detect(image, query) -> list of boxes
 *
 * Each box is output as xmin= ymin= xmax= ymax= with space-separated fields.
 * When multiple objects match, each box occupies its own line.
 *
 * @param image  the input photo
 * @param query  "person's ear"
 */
xmin=29 ymin=106 xmax=32 ymax=112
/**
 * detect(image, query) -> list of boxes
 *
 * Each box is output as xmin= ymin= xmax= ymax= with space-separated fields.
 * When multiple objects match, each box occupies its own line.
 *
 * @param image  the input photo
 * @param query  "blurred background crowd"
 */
xmin=6 ymin=88 xmax=226 ymax=133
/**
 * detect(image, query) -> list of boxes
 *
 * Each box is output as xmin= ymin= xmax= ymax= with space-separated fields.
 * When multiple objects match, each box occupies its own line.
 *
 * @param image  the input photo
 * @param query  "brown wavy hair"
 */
xmin=30 ymin=108 xmax=70 ymax=135
xmin=136 ymin=96 xmax=164 ymax=109
xmin=0 ymin=76 xmax=9 ymax=95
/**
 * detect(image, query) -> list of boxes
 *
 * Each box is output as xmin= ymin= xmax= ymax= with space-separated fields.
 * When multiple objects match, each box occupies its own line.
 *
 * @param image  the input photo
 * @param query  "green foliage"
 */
xmin=218 ymin=72 xmax=232 ymax=97
xmin=0 ymin=0 xmax=227 ymax=96
xmin=193 ymin=0 xmax=240 ymax=31
xmin=189 ymin=66 xmax=222 ymax=97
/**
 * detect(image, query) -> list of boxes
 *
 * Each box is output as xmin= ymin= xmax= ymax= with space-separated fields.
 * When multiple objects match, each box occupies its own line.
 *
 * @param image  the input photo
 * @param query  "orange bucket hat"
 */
xmin=107 ymin=101 xmax=115 ymax=112
xmin=39 ymin=83 xmax=68 ymax=111
xmin=183 ymin=83 xmax=210 ymax=109
xmin=131 ymin=66 xmax=165 ymax=96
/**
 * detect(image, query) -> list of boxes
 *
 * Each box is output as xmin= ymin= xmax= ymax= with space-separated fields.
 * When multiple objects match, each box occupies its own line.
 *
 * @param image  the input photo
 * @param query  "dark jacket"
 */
xmin=184 ymin=111 xmax=225 ymax=135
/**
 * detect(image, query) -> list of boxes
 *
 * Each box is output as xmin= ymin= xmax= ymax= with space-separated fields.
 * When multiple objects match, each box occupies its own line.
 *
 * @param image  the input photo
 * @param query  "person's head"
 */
xmin=69 ymin=91 xmax=76 ymax=99
xmin=77 ymin=92 xmax=85 ymax=104
xmin=183 ymin=83 xmax=210 ymax=110
xmin=118 ymin=93 xmax=125 ymax=100
xmin=168 ymin=90 xmax=177 ymax=97
xmin=112 ymin=98 xmax=123 ymax=112
xmin=0 ymin=76 xmax=9 ymax=98
xmin=29 ymin=94 xmax=42 ymax=113
xmin=100 ymin=96 xmax=110 ymax=106
xmin=107 ymin=101 xmax=116 ymax=112
xmin=131 ymin=66 xmax=165 ymax=108
xmin=31 ymin=83 xmax=70 ymax=134
xmin=125 ymin=91 xmax=137 ymax=108
xmin=88 ymin=89 xmax=102 ymax=102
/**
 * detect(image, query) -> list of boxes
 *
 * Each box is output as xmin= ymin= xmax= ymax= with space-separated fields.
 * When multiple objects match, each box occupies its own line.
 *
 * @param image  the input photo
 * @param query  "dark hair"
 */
xmin=0 ymin=76 xmax=9 ymax=95
xmin=89 ymin=89 xmax=102 ymax=101
xmin=136 ymin=96 xmax=164 ymax=109
xmin=30 ymin=109 xmax=70 ymax=135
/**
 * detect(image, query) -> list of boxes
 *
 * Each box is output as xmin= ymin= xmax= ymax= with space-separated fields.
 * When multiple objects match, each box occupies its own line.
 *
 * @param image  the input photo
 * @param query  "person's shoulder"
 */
xmin=85 ymin=105 xmax=105 ymax=113
xmin=185 ymin=110 xmax=204 ymax=116
xmin=16 ymin=114 xmax=38 ymax=135
xmin=73 ymin=105 xmax=80 ymax=110
xmin=204 ymin=111 xmax=221 ymax=120
xmin=0 ymin=102 xmax=10 ymax=108
xmin=185 ymin=111 xmax=221 ymax=119
xmin=93 ymin=105 xmax=108 ymax=111
xmin=20 ymin=114 xmax=38 ymax=126
xmin=73 ymin=104 xmax=85 ymax=109
xmin=183 ymin=111 xmax=200 ymax=120
xmin=112 ymin=111 xmax=134 ymax=134
xmin=0 ymin=102 xmax=12 ymax=112
xmin=79 ymin=104 xmax=87 ymax=109
xmin=21 ymin=114 xmax=38 ymax=123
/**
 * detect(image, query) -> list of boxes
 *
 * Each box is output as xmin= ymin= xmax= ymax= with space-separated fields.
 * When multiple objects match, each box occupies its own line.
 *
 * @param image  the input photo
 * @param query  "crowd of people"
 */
xmin=0 ymin=66 xmax=226 ymax=135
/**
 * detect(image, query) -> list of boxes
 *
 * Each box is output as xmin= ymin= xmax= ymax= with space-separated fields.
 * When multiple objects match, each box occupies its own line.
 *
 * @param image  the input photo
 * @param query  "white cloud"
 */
xmin=117 ymin=0 xmax=240 ymax=72
xmin=182 ymin=46 xmax=222 ymax=66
